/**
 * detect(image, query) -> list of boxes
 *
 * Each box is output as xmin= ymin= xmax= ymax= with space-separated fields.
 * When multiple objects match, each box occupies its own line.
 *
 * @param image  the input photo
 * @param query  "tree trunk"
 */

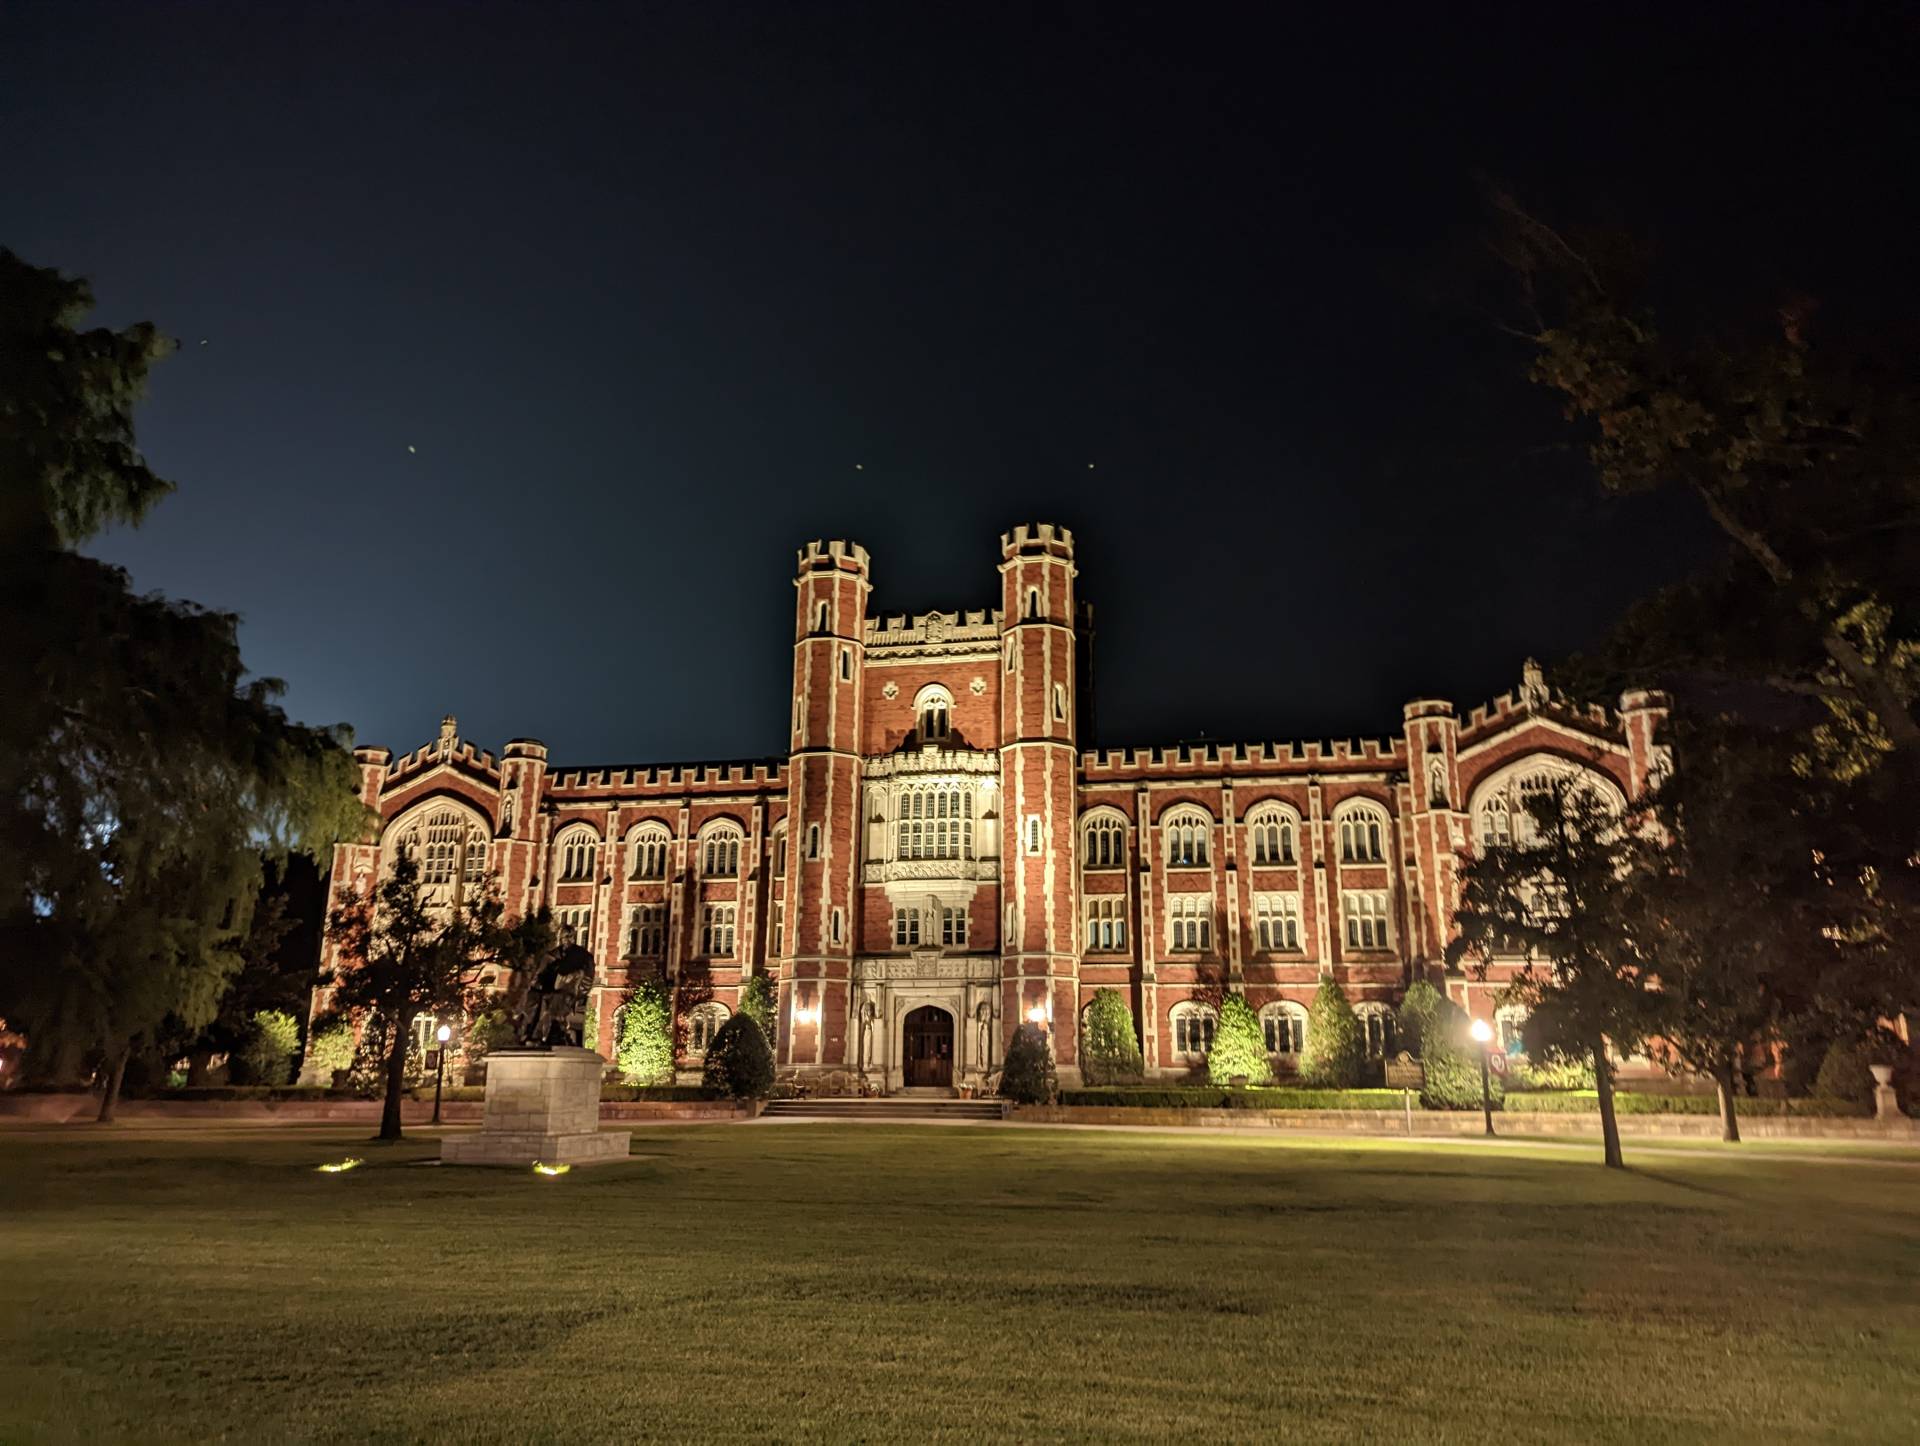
xmin=185 ymin=1049 xmax=214 ymax=1088
xmin=1592 ymin=1039 xmax=1623 ymax=1169
xmin=96 ymin=1048 xmax=129 ymax=1124
xmin=379 ymin=1016 xmax=410 ymax=1142
xmin=1713 ymin=1053 xmax=1742 ymax=1144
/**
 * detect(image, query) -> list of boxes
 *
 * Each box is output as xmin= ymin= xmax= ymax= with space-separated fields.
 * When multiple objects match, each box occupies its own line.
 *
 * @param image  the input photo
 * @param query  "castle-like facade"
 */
xmin=310 ymin=525 xmax=1668 ymax=1089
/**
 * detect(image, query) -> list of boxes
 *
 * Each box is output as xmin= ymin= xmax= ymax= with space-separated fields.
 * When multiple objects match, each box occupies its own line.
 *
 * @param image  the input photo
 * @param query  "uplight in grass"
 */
xmin=316 ymin=1158 xmax=363 ymax=1174
xmin=532 ymin=1162 xmax=570 ymax=1177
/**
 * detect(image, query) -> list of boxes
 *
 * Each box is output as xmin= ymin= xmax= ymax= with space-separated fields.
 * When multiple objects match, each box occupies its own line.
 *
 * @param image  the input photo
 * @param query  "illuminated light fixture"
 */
xmin=1025 ymin=1004 xmax=1049 ymax=1025
xmin=436 ymin=1024 xmax=451 ymax=1044
xmin=316 ymin=1158 xmax=364 ymax=1174
xmin=532 ymin=1162 xmax=571 ymax=1177
xmin=1469 ymin=1019 xmax=1493 ymax=1045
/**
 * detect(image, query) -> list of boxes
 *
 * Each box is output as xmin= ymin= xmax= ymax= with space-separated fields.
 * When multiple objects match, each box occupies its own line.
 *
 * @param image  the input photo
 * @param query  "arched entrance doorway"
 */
xmin=901 ymin=1005 xmax=955 ymax=1088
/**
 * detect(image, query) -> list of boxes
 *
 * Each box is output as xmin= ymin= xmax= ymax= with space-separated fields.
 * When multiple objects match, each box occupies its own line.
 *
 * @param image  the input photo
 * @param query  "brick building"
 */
xmin=308 ymin=524 xmax=1668 ymax=1089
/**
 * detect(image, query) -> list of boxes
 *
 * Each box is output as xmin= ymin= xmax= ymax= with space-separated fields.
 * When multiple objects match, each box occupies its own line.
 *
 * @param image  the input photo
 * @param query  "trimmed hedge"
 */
xmin=1504 ymin=1091 xmax=1869 ymax=1117
xmin=1206 ymin=993 xmax=1273 ymax=1086
xmin=701 ymin=1015 xmax=776 ymax=1100
xmin=999 ymin=1023 xmax=1057 ymax=1104
xmin=601 ymin=1083 xmax=707 ymax=1102
xmin=1060 ymin=1087 xmax=1409 ymax=1110
xmin=1080 ymin=987 xmax=1145 ymax=1085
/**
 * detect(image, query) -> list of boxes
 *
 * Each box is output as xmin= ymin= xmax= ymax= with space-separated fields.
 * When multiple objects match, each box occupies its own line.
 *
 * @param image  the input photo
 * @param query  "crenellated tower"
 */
xmin=779 ymin=539 xmax=872 ymax=1070
xmin=997 ymin=524 xmax=1082 ymax=1079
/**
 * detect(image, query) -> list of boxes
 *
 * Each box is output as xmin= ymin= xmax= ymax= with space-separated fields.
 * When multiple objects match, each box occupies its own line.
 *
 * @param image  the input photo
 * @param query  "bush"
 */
xmin=1079 ymin=988 xmax=1144 ymax=1085
xmin=1298 ymin=979 xmax=1365 ymax=1088
xmin=1417 ymin=997 xmax=1506 ymax=1112
xmin=1395 ymin=980 xmax=1445 ymax=1058
xmin=600 ymin=1083 xmax=708 ymax=1102
xmin=739 ymin=975 xmax=777 ymax=1046
xmin=1811 ymin=1040 xmax=1875 ymax=1110
xmin=998 ymin=1022 xmax=1056 ymax=1104
xmin=233 ymin=1010 xmax=301 ymax=1086
xmin=460 ymin=1007 xmax=518 ymax=1079
xmin=1507 ymin=1056 xmax=1597 ymax=1092
xmin=615 ymin=981 xmax=675 ymax=1085
xmin=1205 ymin=993 xmax=1273 ymax=1086
xmin=700 ymin=1015 xmax=775 ymax=1100
xmin=346 ymin=1013 xmax=421 ymax=1099
xmin=1504 ymin=1091 xmax=1864 ymax=1117
xmin=1059 ymin=1087 xmax=1408 ymax=1110
xmin=304 ymin=1021 xmax=355 ymax=1082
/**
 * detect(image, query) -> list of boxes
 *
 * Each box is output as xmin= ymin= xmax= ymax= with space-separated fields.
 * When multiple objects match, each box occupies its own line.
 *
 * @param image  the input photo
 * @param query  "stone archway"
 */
xmin=901 ymin=1005 xmax=955 ymax=1088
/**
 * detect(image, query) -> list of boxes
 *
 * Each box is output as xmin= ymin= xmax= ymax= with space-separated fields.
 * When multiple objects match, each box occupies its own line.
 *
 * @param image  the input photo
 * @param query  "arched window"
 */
xmin=1025 ymin=587 xmax=1040 ymax=620
xmin=554 ymin=826 xmax=599 ymax=883
xmin=1469 ymin=757 xmax=1628 ymax=856
xmin=896 ymin=783 xmax=974 ymax=861
xmin=1162 ymin=806 xmax=1212 ymax=868
xmin=1170 ymin=1002 xmax=1217 ymax=1060
xmin=914 ymin=684 xmax=953 ymax=743
xmin=1260 ymin=1001 xmax=1308 ymax=1058
xmin=699 ymin=822 xmax=743 ymax=878
xmin=1167 ymin=893 xmax=1211 ymax=952
xmin=1081 ymin=811 xmax=1126 ymax=869
xmin=687 ymin=1002 xmax=730 ymax=1055
xmin=392 ymin=804 xmax=490 ymax=888
xmin=770 ymin=826 xmax=788 ymax=878
xmin=1245 ymin=803 xmax=1297 ymax=866
xmin=626 ymin=822 xmax=671 ymax=881
xmin=1355 ymin=1002 xmax=1397 ymax=1058
xmin=1336 ymin=803 xmax=1388 ymax=864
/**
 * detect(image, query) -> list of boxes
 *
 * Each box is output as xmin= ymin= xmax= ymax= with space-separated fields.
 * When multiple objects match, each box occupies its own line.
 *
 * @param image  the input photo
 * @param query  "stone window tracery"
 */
xmin=1253 ymin=893 xmax=1300 ymax=951
xmin=896 ymin=783 xmax=974 ymax=861
xmin=1167 ymin=893 xmax=1211 ymax=952
xmin=555 ymin=826 xmax=599 ymax=883
xmin=1162 ymin=806 xmax=1212 ymax=868
xmin=1082 ymin=812 xmax=1126 ymax=869
xmin=701 ymin=902 xmax=737 ymax=957
xmin=1171 ymin=1002 xmax=1217 ymax=1059
xmin=1085 ymin=896 xmax=1127 ymax=952
xmin=1261 ymin=1001 xmax=1307 ymax=1057
xmin=627 ymin=823 xmax=671 ymax=880
xmin=699 ymin=823 xmax=742 ymax=878
xmin=1336 ymin=804 xmax=1387 ymax=864
xmin=1246 ymin=804 xmax=1297 ymax=866
xmin=1342 ymin=890 xmax=1390 ymax=950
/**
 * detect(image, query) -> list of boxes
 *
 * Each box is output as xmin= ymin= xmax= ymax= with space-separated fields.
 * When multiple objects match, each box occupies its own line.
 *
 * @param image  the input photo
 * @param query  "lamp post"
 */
xmin=1469 ymin=1017 xmax=1494 ymax=1137
xmin=432 ymin=1022 xmax=452 ymax=1125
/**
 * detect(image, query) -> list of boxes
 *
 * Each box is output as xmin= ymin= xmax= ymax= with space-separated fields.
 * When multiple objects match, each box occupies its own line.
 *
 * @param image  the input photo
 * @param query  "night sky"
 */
xmin=6 ymin=2 xmax=1915 ymax=763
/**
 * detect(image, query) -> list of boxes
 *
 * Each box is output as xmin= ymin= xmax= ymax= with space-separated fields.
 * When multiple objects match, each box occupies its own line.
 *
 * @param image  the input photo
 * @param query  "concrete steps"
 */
xmin=761 ymin=1095 xmax=1008 ymax=1122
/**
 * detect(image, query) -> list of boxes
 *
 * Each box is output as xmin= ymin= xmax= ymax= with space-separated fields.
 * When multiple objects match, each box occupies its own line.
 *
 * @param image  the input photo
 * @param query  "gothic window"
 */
xmin=1167 ymin=893 xmax=1211 ymax=952
xmin=555 ymin=905 xmax=593 ymax=948
xmin=626 ymin=905 xmax=666 ymax=958
xmin=1025 ymin=816 xmax=1043 ymax=856
xmin=1162 ymin=807 xmax=1212 ymax=868
xmin=1470 ymin=757 xmax=1628 ymax=857
xmin=1085 ymin=896 xmax=1127 ymax=952
xmin=397 ymin=806 xmax=489 ymax=887
xmin=1246 ymin=804 xmax=1297 ymax=866
xmin=769 ymin=898 xmax=785 ymax=956
xmin=1005 ymin=639 xmax=1015 ymax=673
xmin=1082 ymin=812 xmax=1126 ymax=869
xmin=941 ymin=906 xmax=968 ymax=947
xmin=1356 ymin=1003 xmax=1397 ymax=1058
xmin=808 ymin=824 xmax=821 ymax=860
xmin=1342 ymin=891 xmax=1390 ymax=951
xmin=701 ymin=903 xmax=737 ymax=957
xmin=1052 ymin=683 xmax=1067 ymax=721
xmin=1261 ymin=1001 xmax=1308 ymax=1058
xmin=699 ymin=823 xmax=742 ymax=878
xmin=688 ymin=1003 xmax=729 ymax=1055
xmin=839 ymin=647 xmax=851 ymax=681
xmin=555 ymin=827 xmax=599 ymax=883
xmin=915 ymin=685 xmax=953 ymax=743
xmin=1253 ymin=894 xmax=1301 ymax=951
xmin=627 ymin=823 xmax=671 ymax=881
xmin=896 ymin=784 xmax=974 ymax=861
xmin=830 ymin=908 xmax=843 ymax=945
xmin=815 ymin=601 xmax=830 ymax=633
xmin=1336 ymin=804 xmax=1387 ymax=864
xmin=1478 ymin=795 xmax=1513 ymax=850
xmin=894 ymin=906 xmax=921 ymax=948
xmin=1171 ymin=1002 xmax=1217 ymax=1059
xmin=772 ymin=828 xmax=788 ymax=877
xmin=1026 ymin=587 xmax=1040 ymax=620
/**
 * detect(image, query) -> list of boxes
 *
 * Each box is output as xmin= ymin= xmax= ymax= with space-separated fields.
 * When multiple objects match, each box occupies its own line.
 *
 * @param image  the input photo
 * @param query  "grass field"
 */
xmin=3 ymin=1123 xmax=1917 ymax=1443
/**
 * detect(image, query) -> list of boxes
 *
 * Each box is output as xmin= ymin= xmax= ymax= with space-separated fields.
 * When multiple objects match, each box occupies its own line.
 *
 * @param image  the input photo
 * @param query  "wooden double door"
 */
xmin=901 ymin=1005 xmax=955 ymax=1088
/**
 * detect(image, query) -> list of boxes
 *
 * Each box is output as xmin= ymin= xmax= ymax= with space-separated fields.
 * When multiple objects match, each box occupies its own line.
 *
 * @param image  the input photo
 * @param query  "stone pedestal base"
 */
xmin=441 ymin=1047 xmax=631 ymax=1167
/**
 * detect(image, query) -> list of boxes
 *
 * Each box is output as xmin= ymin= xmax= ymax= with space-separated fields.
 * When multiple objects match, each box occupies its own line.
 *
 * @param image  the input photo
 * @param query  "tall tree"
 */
xmin=0 ymin=250 xmax=366 ymax=1116
xmin=1449 ymin=778 xmax=1662 ymax=1168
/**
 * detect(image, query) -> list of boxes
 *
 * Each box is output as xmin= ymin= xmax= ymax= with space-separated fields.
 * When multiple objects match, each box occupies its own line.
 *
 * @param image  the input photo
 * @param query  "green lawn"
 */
xmin=2 ymin=1123 xmax=1917 ymax=1442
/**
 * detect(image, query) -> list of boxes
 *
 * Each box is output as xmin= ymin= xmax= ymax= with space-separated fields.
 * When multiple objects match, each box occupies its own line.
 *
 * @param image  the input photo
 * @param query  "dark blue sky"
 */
xmin=5 ymin=2 xmax=1914 ymax=762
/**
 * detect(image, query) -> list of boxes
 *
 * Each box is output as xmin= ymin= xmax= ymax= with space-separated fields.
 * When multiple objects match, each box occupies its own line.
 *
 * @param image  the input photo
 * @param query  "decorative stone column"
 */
xmin=1870 ymin=1064 xmax=1901 ymax=1123
xmin=442 ymin=1048 xmax=631 ymax=1166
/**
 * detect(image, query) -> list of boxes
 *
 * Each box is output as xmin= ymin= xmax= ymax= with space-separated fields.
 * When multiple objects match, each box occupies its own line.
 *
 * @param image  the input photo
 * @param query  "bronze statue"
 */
xmin=512 ymin=943 xmax=594 ymax=1048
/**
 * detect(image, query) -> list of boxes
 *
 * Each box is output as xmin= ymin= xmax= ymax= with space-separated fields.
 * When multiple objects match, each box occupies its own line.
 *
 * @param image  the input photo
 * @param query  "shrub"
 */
xmin=1811 ymin=1039 xmax=1875 ymax=1110
xmin=701 ymin=1015 xmax=775 ymax=1100
xmin=460 ymin=1007 xmax=518 ymax=1079
xmin=1079 ymin=988 xmax=1145 ymax=1085
xmin=1298 ymin=979 xmax=1365 ymax=1088
xmin=304 ymin=1021 xmax=355 ymax=1082
xmin=739 ymin=975 xmax=777 ymax=1046
xmin=346 ymin=1013 xmax=422 ymax=1098
xmin=1395 ymin=980 xmax=1445 ymax=1058
xmin=615 ymin=981 xmax=675 ymax=1085
xmin=998 ymin=1022 xmax=1056 ymax=1104
xmin=1205 ymin=992 xmax=1273 ymax=1086
xmin=1060 ymin=1087 xmax=1407 ymax=1109
xmin=1508 ymin=1055 xmax=1596 ymax=1092
xmin=600 ymin=1083 xmax=709 ymax=1102
xmin=233 ymin=1010 xmax=300 ymax=1086
xmin=1417 ymin=997 xmax=1506 ymax=1111
xmin=1504 ymin=1091 xmax=1863 ymax=1117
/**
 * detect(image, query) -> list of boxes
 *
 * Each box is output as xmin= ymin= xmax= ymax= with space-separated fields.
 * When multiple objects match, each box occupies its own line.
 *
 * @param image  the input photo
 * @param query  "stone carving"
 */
xmin=924 ymin=611 xmax=948 ymax=642
xmin=438 ymin=713 xmax=459 ymax=752
xmin=512 ymin=943 xmax=594 ymax=1048
xmin=969 ymin=676 xmax=986 ymax=695
xmin=882 ymin=680 xmax=900 ymax=699
xmin=1520 ymin=658 xmax=1549 ymax=709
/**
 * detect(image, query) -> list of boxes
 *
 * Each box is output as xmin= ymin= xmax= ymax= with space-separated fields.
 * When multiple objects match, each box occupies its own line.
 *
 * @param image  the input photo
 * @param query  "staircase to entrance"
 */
xmin=761 ymin=1094 xmax=1008 ymax=1122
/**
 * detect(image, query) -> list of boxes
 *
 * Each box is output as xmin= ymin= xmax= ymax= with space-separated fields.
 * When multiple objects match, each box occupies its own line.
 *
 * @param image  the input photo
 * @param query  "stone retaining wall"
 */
xmin=0 ymin=1094 xmax=754 ymax=1126
xmin=1012 ymin=1104 xmax=1920 ymax=1140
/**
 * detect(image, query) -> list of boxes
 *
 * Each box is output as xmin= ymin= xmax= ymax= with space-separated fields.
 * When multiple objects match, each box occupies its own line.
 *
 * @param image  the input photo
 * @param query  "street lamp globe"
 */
xmin=436 ymin=1023 xmax=452 ymax=1044
xmin=1469 ymin=1018 xmax=1492 ymax=1045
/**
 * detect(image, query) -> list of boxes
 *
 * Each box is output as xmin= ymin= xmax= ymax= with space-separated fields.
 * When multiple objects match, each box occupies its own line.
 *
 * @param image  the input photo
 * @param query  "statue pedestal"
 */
xmin=441 ymin=1048 xmax=630 ymax=1167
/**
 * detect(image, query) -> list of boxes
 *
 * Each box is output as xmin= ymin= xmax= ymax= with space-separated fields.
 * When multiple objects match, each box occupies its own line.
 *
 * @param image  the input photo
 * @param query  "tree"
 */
xmin=1079 ymin=988 xmax=1144 ymax=1085
xmin=0 ymin=250 xmax=366 ymax=1118
xmin=233 ymin=1010 xmax=301 ymax=1087
xmin=998 ymin=1023 xmax=1056 ymax=1105
xmin=1297 ymin=978 xmax=1364 ymax=1088
xmin=615 ymin=980 xmax=675 ymax=1085
xmin=319 ymin=850 xmax=513 ymax=1141
xmin=1416 ymin=995 xmax=1506 ymax=1113
xmin=1205 ymin=992 xmax=1273 ymax=1086
xmin=738 ymin=974 xmax=777 ymax=1047
xmin=1449 ymin=778 xmax=1662 ymax=1168
xmin=1395 ymin=980 xmax=1446 ymax=1059
xmin=700 ymin=1015 xmax=774 ymax=1100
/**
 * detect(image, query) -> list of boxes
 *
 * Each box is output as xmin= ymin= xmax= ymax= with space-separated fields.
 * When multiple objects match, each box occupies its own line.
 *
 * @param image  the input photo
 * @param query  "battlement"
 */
xmin=1080 ymin=735 xmax=1404 ymax=778
xmin=796 ymin=538 xmax=871 ymax=577
xmin=1402 ymin=699 xmax=1456 ymax=722
xmin=503 ymin=738 xmax=548 ymax=760
xmin=999 ymin=522 xmax=1074 ymax=558
xmin=543 ymin=758 xmax=789 ymax=794
xmin=865 ymin=607 xmax=1002 ymax=652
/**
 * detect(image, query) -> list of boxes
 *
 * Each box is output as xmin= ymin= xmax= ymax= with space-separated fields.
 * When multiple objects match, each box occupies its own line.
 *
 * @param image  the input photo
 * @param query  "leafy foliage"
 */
xmin=1416 ymin=998 xmax=1506 ymax=1112
xmin=738 ymin=974 xmax=777 ymax=1046
xmin=233 ymin=1010 xmax=301 ymax=1087
xmin=700 ymin=1015 xmax=774 ymax=1100
xmin=1394 ymin=980 xmax=1445 ymax=1059
xmin=1810 ymin=1039 xmax=1876 ymax=1110
xmin=1297 ymin=979 xmax=1364 ymax=1088
xmin=1079 ymin=987 xmax=1144 ymax=1085
xmin=1506 ymin=1056 xmax=1596 ymax=1092
xmin=997 ymin=1022 xmax=1056 ymax=1104
xmin=1060 ymin=1087 xmax=1409 ymax=1109
xmin=615 ymin=980 xmax=675 ymax=1085
xmin=304 ymin=1021 xmax=355 ymax=1082
xmin=1205 ymin=992 xmax=1273 ymax=1086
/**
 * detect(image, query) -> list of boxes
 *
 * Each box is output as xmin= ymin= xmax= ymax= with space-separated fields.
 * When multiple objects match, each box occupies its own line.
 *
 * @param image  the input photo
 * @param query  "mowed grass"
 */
xmin=2 ymin=1124 xmax=1917 ymax=1443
